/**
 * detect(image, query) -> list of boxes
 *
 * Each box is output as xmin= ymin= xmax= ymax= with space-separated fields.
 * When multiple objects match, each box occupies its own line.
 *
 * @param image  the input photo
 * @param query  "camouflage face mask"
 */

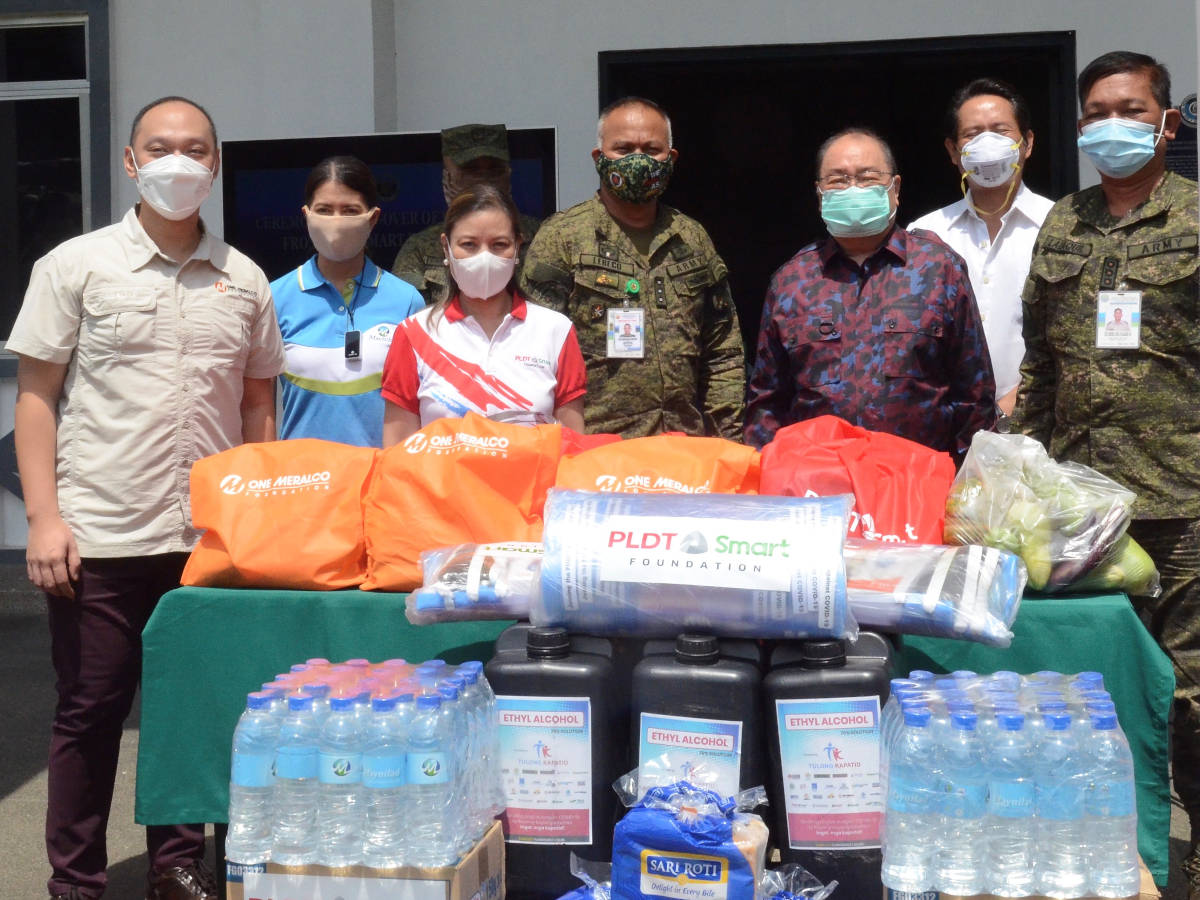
xmin=594 ymin=152 xmax=674 ymax=203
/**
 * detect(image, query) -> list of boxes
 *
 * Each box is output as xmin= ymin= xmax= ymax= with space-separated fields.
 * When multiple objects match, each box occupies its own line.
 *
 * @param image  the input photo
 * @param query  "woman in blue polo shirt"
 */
xmin=271 ymin=156 xmax=424 ymax=446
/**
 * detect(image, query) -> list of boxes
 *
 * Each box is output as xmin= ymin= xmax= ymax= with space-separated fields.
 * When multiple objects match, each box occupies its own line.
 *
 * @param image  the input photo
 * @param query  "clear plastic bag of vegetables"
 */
xmin=944 ymin=432 xmax=1159 ymax=597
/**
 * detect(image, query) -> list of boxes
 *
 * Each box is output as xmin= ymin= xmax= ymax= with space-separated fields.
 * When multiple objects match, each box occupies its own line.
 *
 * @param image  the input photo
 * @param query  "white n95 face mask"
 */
xmin=132 ymin=152 xmax=214 ymax=220
xmin=960 ymin=131 xmax=1022 ymax=188
xmin=447 ymin=249 xmax=516 ymax=301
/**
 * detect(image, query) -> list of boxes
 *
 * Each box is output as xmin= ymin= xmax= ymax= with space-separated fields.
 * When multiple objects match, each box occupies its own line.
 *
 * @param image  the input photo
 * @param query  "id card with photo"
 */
xmin=1095 ymin=291 xmax=1141 ymax=349
xmin=607 ymin=307 xmax=645 ymax=358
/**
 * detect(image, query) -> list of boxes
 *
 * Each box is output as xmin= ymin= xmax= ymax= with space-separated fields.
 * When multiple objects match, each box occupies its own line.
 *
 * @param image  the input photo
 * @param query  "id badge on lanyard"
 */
xmin=607 ymin=307 xmax=645 ymax=358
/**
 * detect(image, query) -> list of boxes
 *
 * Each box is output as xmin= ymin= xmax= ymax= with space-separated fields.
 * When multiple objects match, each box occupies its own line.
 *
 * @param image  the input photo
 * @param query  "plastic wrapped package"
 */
xmin=407 ymin=542 xmax=539 ymax=624
xmin=759 ymin=863 xmax=838 ymax=900
xmin=536 ymin=490 xmax=855 ymax=639
xmin=944 ymin=432 xmax=1159 ymax=596
xmin=843 ymin=539 xmax=1026 ymax=647
xmin=611 ymin=777 xmax=769 ymax=900
xmin=555 ymin=856 xmax=613 ymax=900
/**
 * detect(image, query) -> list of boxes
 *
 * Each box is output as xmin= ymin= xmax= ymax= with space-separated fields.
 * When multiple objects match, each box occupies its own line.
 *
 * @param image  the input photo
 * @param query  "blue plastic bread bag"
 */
xmin=612 ymin=782 xmax=768 ymax=900
xmin=537 ymin=490 xmax=854 ymax=639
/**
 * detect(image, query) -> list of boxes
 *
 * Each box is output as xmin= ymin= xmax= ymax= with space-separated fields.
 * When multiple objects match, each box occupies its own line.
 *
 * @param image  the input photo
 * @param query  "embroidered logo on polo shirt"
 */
xmin=513 ymin=353 xmax=552 ymax=369
xmin=214 ymin=280 xmax=260 ymax=301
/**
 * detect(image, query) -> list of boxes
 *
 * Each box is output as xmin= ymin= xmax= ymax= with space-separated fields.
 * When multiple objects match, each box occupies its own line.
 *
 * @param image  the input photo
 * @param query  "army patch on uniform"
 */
xmin=590 ymin=302 xmax=606 ymax=321
xmin=1127 ymin=234 xmax=1198 ymax=259
xmin=596 ymin=273 xmax=617 ymax=287
xmin=665 ymin=256 xmax=707 ymax=278
xmin=1040 ymin=236 xmax=1091 ymax=256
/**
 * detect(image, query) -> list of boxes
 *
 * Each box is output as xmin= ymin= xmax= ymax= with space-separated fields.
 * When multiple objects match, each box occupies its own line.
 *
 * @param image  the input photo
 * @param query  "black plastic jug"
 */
xmin=629 ymin=633 xmax=764 ymax=797
xmin=484 ymin=626 xmax=624 ymax=900
xmin=763 ymin=635 xmax=893 ymax=897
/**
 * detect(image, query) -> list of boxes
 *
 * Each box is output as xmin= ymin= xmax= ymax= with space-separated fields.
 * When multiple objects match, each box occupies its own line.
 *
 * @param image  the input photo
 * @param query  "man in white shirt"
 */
xmin=909 ymin=78 xmax=1055 ymax=415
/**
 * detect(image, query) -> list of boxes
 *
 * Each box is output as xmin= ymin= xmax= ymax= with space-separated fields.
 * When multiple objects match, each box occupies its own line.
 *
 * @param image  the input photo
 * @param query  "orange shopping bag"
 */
xmin=182 ymin=438 xmax=378 ymax=589
xmin=555 ymin=433 xmax=760 ymax=494
xmin=759 ymin=416 xmax=955 ymax=543
xmin=362 ymin=413 xmax=563 ymax=591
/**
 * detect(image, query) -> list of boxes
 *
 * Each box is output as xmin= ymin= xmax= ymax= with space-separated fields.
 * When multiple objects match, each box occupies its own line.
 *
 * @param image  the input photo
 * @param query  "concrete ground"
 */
xmin=0 ymin=561 xmax=1192 ymax=898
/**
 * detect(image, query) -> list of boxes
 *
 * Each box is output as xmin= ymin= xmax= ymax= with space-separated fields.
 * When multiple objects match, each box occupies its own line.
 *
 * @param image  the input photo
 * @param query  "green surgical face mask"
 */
xmin=819 ymin=183 xmax=895 ymax=237
xmin=595 ymin=152 xmax=674 ymax=203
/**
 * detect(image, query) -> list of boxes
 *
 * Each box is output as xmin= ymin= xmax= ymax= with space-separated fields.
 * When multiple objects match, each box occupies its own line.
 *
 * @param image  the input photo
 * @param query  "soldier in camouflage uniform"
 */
xmin=1013 ymin=52 xmax=1200 ymax=895
xmin=519 ymin=97 xmax=744 ymax=439
xmin=391 ymin=123 xmax=540 ymax=307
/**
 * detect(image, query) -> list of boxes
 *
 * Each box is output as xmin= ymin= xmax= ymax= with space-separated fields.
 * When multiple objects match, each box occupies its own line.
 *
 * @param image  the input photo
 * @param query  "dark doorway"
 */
xmin=600 ymin=31 xmax=1078 ymax=357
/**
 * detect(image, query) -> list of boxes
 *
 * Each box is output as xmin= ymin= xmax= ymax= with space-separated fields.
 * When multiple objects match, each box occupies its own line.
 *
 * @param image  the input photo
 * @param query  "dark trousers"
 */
xmin=45 ymin=553 xmax=205 ymax=899
xmin=1128 ymin=517 xmax=1200 ymax=845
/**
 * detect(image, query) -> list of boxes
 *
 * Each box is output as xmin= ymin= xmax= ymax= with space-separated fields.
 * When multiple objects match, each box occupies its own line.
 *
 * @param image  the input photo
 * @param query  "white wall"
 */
xmin=390 ymin=0 xmax=1197 ymax=207
xmin=108 ymin=0 xmax=379 ymax=232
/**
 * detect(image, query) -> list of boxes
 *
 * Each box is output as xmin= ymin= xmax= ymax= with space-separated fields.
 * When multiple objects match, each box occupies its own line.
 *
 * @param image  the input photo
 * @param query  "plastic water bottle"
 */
xmin=226 ymin=692 xmax=279 ymax=864
xmin=933 ymin=711 xmax=987 ymax=895
xmin=984 ymin=711 xmax=1036 ymax=896
xmin=406 ymin=694 xmax=457 ymax=865
xmin=1085 ymin=712 xmax=1139 ymax=897
xmin=361 ymin=695 xmax=409 ymax=868
xmin=1034 ymin=712 xmax=1088 ymax=897
xmin=317 ymin=695 xmax=363 ymax=866
xmin=437 ymin=683 xmax=471 ymax=853
xmin=881 ymin=706 xmax=936 ymax=891
xmin=271 ymin=694 xmax=321 ymax=864
xmin=460 ymin=660 xmax=504 ymax=818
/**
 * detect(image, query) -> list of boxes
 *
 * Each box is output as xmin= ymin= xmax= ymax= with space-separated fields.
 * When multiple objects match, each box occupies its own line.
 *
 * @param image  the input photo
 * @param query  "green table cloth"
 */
xmin=136 ymin=587 xmax=511 ymax=828
xmin=136 ymin=587 xmax=1173 ymax=884
xmin=899 ymin=590 xmax=1174 ymax=886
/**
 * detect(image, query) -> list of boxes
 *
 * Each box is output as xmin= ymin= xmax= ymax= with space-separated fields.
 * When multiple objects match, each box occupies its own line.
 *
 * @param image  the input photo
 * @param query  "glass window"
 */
xmin=0 ymin=24 xmax=86 ymax=81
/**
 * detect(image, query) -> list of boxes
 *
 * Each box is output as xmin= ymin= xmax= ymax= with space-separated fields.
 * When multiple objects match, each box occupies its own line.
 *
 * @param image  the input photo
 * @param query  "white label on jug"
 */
xmin=638 ymin=712 xmax=743 ymax=798
xmin=593 ymin=513 xmax=833 ymax=592
xmin=775 ymin=695 xmax=882 ymax=850
xmin=496 ymin=695 xmax=593 ymax=844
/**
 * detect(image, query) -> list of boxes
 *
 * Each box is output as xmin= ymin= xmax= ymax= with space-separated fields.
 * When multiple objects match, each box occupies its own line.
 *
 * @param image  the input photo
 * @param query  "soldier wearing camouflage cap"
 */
xmin=1014 ymin=51 xmax=1200 ymax=896
xmin=519 ymin=96 xmax=745 ymax=438
xmin=391 ymin=123 xmax=540 ymax=306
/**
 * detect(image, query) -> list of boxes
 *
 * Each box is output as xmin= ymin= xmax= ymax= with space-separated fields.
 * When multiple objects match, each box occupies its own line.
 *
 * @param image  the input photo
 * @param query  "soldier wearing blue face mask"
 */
xmin=1015 ymin=51 xmax=1200 ymax=897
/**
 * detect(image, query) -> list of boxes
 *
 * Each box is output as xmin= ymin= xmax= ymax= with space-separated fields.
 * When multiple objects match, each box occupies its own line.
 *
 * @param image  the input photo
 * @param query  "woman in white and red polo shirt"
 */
xmin=380 ymin=183 xmax=585 ymax=444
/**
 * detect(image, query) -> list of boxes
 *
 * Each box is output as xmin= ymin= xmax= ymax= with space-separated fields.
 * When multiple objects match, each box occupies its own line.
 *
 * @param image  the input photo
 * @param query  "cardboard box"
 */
xmin=883 ymin=854 xmax=1159 ymax=900
xmin=226 ymin=819 xmax=504 ymax=900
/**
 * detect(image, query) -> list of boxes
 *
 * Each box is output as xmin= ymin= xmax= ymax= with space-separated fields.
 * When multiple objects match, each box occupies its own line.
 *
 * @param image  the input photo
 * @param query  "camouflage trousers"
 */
xmin=1128 ymin=516 xmax=1200 ymax=839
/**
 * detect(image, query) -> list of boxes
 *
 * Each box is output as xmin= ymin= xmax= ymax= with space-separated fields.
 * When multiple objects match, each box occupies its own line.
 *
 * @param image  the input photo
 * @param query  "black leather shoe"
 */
xmin=145 ymin=859 xmax=218 ymax=900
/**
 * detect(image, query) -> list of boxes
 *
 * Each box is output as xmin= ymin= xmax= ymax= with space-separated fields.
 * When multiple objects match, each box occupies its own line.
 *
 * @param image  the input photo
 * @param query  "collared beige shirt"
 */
xmin=7 ymin=207 xmax=286 ymax=557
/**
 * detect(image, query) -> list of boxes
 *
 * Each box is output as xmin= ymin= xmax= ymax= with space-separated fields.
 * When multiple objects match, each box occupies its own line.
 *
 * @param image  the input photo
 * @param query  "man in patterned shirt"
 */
xmin=745 ymin=127 xmax=996 ymax=458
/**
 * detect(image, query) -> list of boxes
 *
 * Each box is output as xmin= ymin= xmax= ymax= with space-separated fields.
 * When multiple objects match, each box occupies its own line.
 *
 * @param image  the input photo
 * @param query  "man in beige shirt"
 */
xmin=7 ymin=96 xmax=284 ymax=900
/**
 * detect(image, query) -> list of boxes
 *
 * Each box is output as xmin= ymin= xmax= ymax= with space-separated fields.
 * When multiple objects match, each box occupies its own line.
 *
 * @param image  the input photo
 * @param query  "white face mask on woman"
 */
xmin=446 ymin=247 xmax=516 ymax=300
xmin=305 ymin=208 xmax=376 ymax=261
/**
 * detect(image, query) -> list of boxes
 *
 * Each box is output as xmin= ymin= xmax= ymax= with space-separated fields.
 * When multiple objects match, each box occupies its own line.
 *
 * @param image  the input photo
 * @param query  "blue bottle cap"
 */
xmin=1091 ymin=713 xmax=1119 ymax=730
xmin=246 ymin=691 xmax=274 ymax=710
xmin=1085 ymin=700 xmax=1117 ymax=714
xmin=1044 ymin=712 xmax=1072 ymax=730
xmin=997 ymin=712 xmax=1025 ymax=730
xmin=903 ymin=707 xmax=932 ymax=727
xmin=307 ymin=682 xmax=331 ymax=699
xmin=451 ymin=590 xmax=472 ymax=608
xmin=890 ymin=678 xmax=920 ymax=693
xmin=417 ymin=694 xmax=442 ymax=710
xmin=288 ymin=694 xmax=314 ymax=711
xmin=415 ymin=590 xmax=448 ymax=611
xmin=371 ymin=695 xmax=397 ymax=712
xmin=330 ymin=696 xmax=356 ymax=711
xmin=951 ymin=711 xmax=979 ymax=730
xmin=438 ymin=685 xmax=460 ymax=701
xmin=392 ymin=691 xmax=415 ymax=704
